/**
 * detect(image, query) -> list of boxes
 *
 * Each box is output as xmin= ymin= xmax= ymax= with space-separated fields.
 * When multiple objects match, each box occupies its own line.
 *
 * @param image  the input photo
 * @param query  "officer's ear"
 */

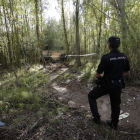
xmin=108 ymin=43 xmax=112 ymax=50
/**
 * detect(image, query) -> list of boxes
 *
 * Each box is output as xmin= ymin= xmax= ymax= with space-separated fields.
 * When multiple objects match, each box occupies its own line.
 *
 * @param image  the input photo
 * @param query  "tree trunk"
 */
xmin=97 ymin=0 xmax=103 ymax=52
xmin=115 ymin=0 xmax=127 ymax=49
xmin=84 ymin=26 xmax=87 ymax=54
xmin=35 ymin=0 xmax=40 ymax=64
xmin=75 ymin=0 xmax=81 ymax=66
xmin=61 ymin=0 xmax=69 ymax=55
xmin=35 ymin=0 xmax=45 ymax=67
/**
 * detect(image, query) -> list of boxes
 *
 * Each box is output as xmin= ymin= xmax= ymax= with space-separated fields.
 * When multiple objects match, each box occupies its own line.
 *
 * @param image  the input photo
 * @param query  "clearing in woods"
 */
xmin=43 ymin=50 xmax=64 ymax=57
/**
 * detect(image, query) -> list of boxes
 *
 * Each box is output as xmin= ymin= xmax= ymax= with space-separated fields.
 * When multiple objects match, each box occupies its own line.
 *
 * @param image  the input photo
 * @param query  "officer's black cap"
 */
xmin=108 ymin=36 xmax=120 ymax=45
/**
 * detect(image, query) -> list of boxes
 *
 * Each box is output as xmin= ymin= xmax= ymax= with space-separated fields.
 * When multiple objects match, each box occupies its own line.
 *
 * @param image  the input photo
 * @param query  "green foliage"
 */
xmin=81 ymin=70 xmax=91 ymax=82
xmin=0 ymin=0 xmax=44 ymax=67
xmin=43 ymin=18 xmax=64 ymax=50
xmin=57 ymin=72 xmax=76 ymax=83
xmin=0 ymin=87 xmax=41 ymax=113
xmin=19 ymin=71 xmax=47 ymax=90
xmin=0 ymin=0 xmax=140 ymax=80
xmin=81 ymin=62 xmax=97 ymax=82
xmin=0 ymin=65 xmax=49 ymax=114
xmin=0 ymin=64 xmax=69 ymax=137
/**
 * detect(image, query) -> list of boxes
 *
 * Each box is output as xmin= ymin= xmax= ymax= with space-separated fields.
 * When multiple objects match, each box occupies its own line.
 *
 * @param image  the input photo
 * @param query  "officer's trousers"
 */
xmin=88 ymin=82 xmax=122 ymax=124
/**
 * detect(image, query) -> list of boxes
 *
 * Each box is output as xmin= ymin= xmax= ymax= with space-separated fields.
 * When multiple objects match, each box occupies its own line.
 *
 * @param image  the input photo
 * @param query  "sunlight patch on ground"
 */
xmin=52 ymin=83 xmax=68 ymax=94
xmin=50 ymin=68 xmax=68 ymax=81
xmin=0 ymin=77 xmax=14 ymax=86
xmin=77 ymin=73 xmax=84 ymax=80
xmin=29 ymin=65 xmax=44 ymax=72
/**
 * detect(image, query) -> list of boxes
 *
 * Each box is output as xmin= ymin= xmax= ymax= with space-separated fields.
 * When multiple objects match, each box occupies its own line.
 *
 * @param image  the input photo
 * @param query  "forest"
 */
xmin=0 ymin=0 xmax=140 ymax=139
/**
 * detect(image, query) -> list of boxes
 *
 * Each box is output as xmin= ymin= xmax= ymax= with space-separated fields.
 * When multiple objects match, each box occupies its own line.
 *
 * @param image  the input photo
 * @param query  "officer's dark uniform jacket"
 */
xmin=97 ymin=49 xmax=130 ymax=80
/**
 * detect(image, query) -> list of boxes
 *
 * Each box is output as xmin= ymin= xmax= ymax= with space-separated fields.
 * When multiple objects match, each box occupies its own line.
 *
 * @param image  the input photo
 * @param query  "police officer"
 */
xmin=88 ymin=36 xmax=130 ymax=130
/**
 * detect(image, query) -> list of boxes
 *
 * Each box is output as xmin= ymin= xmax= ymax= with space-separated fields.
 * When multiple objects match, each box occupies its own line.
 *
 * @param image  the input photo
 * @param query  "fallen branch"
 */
xmin=28 ymin=117 xmax=43 ymax=133
xmin=17 ymin=117 xmax=43 ymax=139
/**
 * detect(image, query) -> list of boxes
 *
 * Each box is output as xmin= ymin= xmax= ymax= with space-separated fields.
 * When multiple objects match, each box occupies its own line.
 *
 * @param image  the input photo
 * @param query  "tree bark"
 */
xmin=35 ymin=0 xmax=45 ymax=67
xmin=61 ymin=0 xmax=69 ymax=55
xmin=97 ymin=0 xmax=103 ymax=52
xmin=112 ymin=0 xmax=128 ymax=49
xmin=75 ymin=0 xmax=81 ymax=66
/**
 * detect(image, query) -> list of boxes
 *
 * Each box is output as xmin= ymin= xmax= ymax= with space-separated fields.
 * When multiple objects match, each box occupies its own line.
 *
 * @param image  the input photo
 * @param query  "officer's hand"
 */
xmin=95 ymin=72 xmax=101 ymax=78
xmin=123 ymin=71 xmax=130 ymax=76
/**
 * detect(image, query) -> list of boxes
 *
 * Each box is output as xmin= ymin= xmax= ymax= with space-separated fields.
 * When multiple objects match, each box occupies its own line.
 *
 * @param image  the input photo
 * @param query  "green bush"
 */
xmin=18 ymin=70 xmax=48 ymax=89
xmin=0 ymin=87 xmax=41 ymax=113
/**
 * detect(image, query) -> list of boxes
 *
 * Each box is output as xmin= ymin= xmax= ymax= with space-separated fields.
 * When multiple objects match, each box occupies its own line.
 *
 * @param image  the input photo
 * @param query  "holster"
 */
xmin=95 ymin=77 xmax=107 ymax=88
xmin=121 ymin=78 xmax=125 ymax=89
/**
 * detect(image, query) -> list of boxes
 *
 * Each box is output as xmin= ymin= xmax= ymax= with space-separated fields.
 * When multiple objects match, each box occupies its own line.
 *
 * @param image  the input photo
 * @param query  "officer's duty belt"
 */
xmin=111 ymin=79 xmax=122 ymax=83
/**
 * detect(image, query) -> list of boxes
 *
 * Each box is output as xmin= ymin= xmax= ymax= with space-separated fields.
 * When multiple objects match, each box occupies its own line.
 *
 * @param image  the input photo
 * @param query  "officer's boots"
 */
xmin=89 ymin=118 xmax=101 ymax=125
xmin=106 ymin=120 xmax=118 ymax=130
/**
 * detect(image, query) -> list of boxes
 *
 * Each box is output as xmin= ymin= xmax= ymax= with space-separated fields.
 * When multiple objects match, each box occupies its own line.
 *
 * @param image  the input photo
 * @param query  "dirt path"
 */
xmin=47 ymin=63 xmax=140 ymax=129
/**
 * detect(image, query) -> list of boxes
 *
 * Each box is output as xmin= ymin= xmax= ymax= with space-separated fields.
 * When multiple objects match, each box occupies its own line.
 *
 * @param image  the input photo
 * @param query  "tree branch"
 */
xmin=88 ymin=1 xmax=121 ymax=23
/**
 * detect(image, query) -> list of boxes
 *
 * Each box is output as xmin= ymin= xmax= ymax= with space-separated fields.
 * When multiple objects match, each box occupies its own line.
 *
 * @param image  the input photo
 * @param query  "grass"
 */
xmin=56 ymin=72 xmax=77 ymax=83
xmin=0 ymin=65 xmax=49 ymax=114
xmin=80 ymin=61 xmax=96 ymax=82
xmin=0 ymin=65 xmax=69 ymax=137
xmin=0 ymin=66 xmax=71 ymax=140
xmin=0 ymin=87 xmax=41 ymax=113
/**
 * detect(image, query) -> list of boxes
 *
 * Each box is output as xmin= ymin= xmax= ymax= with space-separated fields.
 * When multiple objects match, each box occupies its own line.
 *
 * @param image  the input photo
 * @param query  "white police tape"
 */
xmin=42 ymin=53 xmax=97 ymax=58
xmin=65 ymin=53 xmax=97 ymax=57
xmin=30 ymin=53 xmax=97 ymax=59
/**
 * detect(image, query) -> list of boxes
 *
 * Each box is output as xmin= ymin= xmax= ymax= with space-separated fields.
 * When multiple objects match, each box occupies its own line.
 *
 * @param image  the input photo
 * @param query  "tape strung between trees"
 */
xmin=30 ymin=53 xmax=97 ymax=60
xmin=65 ymin=53 xmax=97 ymax=57
xmin=43 ymin=53 xmax=97 ymax=58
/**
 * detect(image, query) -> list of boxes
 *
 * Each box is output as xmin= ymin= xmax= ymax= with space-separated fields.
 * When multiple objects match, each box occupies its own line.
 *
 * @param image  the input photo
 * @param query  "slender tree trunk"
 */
xmin=35 ymin=0 xmax=45 ymax=67
xmin=116 ymin=0 xmax=127 ymax=38
xmin=84 ymin=26 xmax=87 ymax=54
xmin=35 ymin=0 xmax=40 ymax=43
xmin=61 ymin=0 xmax=69 ymax=55
xmin=35 ymin=0 xmax=40 ymax=64
xmin=97 ymin=0 xmax=103 ymax=52
xmin=75 ymin=0 xmax=81 ymax=66
xmin=113 ymin=0 xmax=128 ymax=50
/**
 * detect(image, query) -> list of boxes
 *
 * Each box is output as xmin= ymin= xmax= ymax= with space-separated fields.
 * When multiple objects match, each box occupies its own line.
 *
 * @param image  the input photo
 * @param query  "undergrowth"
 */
xmin=0 ymin=64 xmax=70 ymax=139
xmin=57 ymin=72 xmax=77 ymax=83
xmin=0 ymin=64 xmax=139 ymax=140
xmin=0 ymin=65 xmax=49 ymax=113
